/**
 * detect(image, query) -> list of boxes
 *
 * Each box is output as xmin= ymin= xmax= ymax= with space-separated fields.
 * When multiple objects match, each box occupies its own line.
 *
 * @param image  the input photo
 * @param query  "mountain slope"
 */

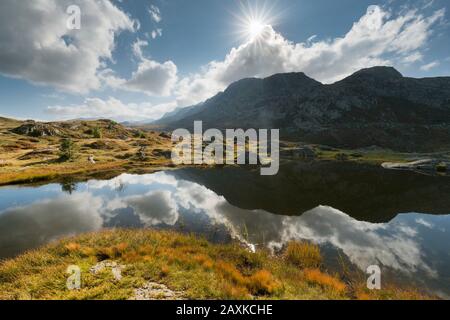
xmin=158 ymin=67 xmax=450 ymax=152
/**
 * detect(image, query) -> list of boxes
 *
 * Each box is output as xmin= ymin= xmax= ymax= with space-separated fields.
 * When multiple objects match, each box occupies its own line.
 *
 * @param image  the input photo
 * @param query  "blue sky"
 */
xmin=0 ymin=0 xmax=449 ymax=121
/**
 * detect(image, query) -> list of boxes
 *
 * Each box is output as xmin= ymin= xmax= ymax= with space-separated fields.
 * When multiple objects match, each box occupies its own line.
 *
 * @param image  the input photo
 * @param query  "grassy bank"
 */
xmin=0 ymin=229 xmax=432 ymax=300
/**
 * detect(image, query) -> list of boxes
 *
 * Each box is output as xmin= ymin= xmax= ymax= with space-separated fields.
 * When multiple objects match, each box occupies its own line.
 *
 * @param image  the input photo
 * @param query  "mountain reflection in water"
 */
xmin=0 ymin=162 xmax=449 ymax=297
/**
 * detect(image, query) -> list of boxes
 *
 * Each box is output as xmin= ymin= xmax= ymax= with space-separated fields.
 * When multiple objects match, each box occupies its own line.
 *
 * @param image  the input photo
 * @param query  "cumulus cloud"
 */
xmin=0 ymin=0 xmax=135 ymax=93
xmin=100 ymin=39 xmax=178 ymax=97
xmin=125 ymin=59 xmax=178 ymax=96
xmin=46 ymin=97 xmax=177 ymax=121
xmin=175 ymin=5 xmax=446 ymax=106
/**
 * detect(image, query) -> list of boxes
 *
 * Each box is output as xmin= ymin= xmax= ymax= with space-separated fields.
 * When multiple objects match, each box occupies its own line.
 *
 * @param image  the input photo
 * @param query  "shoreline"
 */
xmin=1 ymin=154 xmax=448 ymax=188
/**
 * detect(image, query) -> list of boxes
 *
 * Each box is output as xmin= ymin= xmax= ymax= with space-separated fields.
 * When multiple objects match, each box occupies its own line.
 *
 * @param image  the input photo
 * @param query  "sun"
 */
xmin=232 ymin=1 xmax=281 ymax=42
xmin=247 ymin=19 xmax=266 ymax=39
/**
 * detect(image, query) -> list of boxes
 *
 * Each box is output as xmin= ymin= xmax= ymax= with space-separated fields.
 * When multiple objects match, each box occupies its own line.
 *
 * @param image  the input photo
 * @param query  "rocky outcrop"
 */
xmin=11 ymin=121 xmax=62 ymax=137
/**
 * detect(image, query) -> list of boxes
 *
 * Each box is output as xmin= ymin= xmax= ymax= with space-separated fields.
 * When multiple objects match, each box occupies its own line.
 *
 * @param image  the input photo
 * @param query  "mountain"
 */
xmin=158 ymin=67 xmax=450 ymax=152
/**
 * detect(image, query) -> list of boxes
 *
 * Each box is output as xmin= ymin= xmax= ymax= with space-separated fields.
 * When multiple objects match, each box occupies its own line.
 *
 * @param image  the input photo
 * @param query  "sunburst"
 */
xmin=232 ymin=1 xmax=281 ymax=42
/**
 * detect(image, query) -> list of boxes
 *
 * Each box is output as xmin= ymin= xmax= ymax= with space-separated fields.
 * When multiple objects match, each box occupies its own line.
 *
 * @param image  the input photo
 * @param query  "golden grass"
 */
xmin=0 ymin=230 xmax=435 ymax=301
xmin=284 ymin=241 xmax=322 ymax=269
xmin=303 ymin=269 xmax=347 ymax=294
xmin=353 ymin=283 xmax=432 ymax=300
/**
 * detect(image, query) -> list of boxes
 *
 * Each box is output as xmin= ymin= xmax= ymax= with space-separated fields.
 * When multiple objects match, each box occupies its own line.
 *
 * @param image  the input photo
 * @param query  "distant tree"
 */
xmin=92 ymin=127 xmax=102 ymax=139
xmin=108 ymin=121 xmax=117 ymax=130
xmin=134 ymin=130 xmax=146 ymax=139
xmin=59 ymin=138 xmax=75 ymax=161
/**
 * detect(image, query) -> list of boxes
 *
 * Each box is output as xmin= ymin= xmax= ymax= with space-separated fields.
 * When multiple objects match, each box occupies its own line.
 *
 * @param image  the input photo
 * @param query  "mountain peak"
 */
xmin=347 ymin=66 xmax=403 ymax=80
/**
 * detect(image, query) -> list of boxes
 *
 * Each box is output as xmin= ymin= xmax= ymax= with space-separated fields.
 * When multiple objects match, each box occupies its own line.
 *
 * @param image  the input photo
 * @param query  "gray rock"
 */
xmin=11 ymin=121 xmax=61 ymax=137
xmin=90 ymin=260 xmax=125 ymax=281
xmin=132 ymin=282 xmax=184 ymax=300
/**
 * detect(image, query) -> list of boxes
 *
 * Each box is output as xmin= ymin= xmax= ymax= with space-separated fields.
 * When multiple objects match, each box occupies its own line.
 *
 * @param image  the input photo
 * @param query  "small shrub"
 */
xmin=92 ymin=127 xmax=102 ymax=139
xmin=215 ymin=261 xmax=247 ymax=286
xmin=134 ymin=130 xmax=146 ymax=139
xmin=107 ymin=121 xmax=117 ymax=130
xmin=304 ymin=269 xmax=346 ymax=294
xmin=247 ymin=270 xmax=281 ymax=295
xmin=59 ymin=138 xmax=75 ymax=161
xmin=284 ymin=241 xmax=322 ymax=269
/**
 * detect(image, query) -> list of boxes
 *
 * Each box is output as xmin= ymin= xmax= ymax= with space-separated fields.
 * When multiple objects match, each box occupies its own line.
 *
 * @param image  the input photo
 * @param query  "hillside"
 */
xmin=0 ymin=117 xmax=173 ymax=185
xmin=157 ymin=67 xmax=450 ymax=152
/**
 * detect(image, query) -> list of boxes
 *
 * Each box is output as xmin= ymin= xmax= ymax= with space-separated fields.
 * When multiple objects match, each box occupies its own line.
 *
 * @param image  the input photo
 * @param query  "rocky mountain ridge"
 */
xmin=157 ymin=67 xmax=450 ymax=152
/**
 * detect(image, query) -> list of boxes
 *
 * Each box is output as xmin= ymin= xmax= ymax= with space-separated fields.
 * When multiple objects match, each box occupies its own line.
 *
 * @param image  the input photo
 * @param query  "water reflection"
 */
xmin=0 ymin=193 xmax=103 ymax=258
xmin=0 ymin=163 xmax=449 ymax=297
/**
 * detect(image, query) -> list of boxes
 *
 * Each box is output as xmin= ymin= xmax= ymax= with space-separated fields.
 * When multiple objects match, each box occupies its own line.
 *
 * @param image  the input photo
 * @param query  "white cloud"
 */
xmin=148 ymin=5 xmax=162 ymax=23
xmin=0 ymin=0 xmax=135 ymax=93
xmin=175 ymin=5 xmax=446 ymax=106
xmin=100 ymin=38 xmax=178 ymax=97
xmin=420 ymin=60 xmax=440 ymax=71
xmin=46 ymin=97 xmax=177 ymax=121
xmin=132 ymin=39 xmax=148 ymax=60
xmin=402 ymin=51 xmax=424 ymax=64
xmin=151 ymin=28 xmax=163 ymax=39
xmin=416 ymin=218 xmax=434 ymax=228
xmin=125 ymin=59 xmax=178 ymax=96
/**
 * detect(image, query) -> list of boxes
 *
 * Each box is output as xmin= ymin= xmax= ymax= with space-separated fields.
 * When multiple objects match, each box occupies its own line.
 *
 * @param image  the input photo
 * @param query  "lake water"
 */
xmin=0 ymin=161 xmax=449 ymax=298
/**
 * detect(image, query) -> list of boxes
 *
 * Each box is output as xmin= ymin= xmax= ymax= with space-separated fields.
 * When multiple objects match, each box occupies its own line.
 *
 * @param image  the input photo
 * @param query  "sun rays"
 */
xmin=232 ymin=0 xmax=282 ymax=42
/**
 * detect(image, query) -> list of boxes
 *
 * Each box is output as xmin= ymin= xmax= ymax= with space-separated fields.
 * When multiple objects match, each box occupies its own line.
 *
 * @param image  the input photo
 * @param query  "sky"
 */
xmin=0 ymin=0 xmax=449 ymax=122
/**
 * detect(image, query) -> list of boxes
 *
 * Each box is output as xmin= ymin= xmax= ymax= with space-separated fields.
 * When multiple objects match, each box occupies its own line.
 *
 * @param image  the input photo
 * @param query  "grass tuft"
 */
xmin=284 ymin=241 xmax=322 ymax=269
xmin=303 ymin=269 xmax=347 ymax=294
